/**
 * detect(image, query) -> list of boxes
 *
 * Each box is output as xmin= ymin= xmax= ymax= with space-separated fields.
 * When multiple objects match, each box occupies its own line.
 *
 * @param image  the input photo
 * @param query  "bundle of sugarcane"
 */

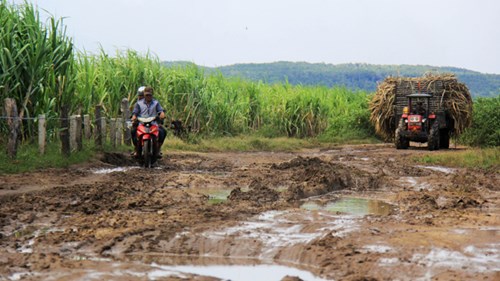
xmin=369 ymin=74 xmax=473 ymax=141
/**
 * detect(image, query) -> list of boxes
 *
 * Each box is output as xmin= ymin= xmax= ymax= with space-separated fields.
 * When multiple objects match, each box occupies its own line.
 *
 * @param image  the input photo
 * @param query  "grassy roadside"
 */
xmin=0 ymin=135 xmax=378 ymax=174
xmin=4 ymin=136 xmax=496 ymax=174
xmin=412 ymin=147 xmax=499 ymax=170
xmin=163 ymin=134 xmax=380 ymax=153
xmin=0 ymin=143 xmax=95 ymax=174
xmin=164 ymin=136 xmax=323 ymax=152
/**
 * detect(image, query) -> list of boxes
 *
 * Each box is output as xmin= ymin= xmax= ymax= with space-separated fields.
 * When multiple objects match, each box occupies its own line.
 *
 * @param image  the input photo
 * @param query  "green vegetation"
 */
xmin=459 ymin=96 xmax=500 ymax=147
xmin=182 ymin=61 xmax=500 ymax=97
xmin=1 ymin=1 xmax=375 ymax=144
xmin=164 ymin=135 xmax=325 ymax=152
xmin=78 ymin=59 xmax=378 ymax=140
xmin=75 ymin=49 xmax=166 ymax=116
xmin=0 ymin=0 xmax=75 ymax=138
xmin=0 ymin=142 xmax=95 ymax=173
xmin=0 ymin=1 xmax=497 ymax=174
xmin=413 ymin=148 xmax=499 ymax=170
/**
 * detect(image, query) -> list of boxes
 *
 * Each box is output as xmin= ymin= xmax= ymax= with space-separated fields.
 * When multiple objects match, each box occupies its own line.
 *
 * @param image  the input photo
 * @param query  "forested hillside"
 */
xmin=163 ymin=61 xmax=500 ymax=97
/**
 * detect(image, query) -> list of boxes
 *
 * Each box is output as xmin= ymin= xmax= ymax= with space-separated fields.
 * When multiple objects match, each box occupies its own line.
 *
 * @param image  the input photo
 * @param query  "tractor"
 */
xmin=394 ymin=93 xmax=452 ymax=150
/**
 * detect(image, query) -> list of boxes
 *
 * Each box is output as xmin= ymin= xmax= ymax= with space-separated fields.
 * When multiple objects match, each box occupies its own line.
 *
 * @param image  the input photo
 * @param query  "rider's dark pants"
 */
xmin=131 ymin=126 xmax=138 ymax=146
xmin=158 ymin=126 xmax=166 ymax=145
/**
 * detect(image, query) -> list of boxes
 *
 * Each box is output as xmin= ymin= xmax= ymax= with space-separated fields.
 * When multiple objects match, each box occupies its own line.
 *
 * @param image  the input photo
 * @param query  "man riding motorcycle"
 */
xmin=130 ymin=86 xmax=145 ymax=153
xmin=131 ymin=86 xmax=166 ymax=157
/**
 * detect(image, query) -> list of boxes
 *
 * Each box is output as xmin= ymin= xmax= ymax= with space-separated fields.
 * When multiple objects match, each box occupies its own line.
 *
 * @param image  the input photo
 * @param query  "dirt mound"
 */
xmin=100 ymin=152 xmax=137 ymax=166
xmin=228 ymin=179 xmax=279 ymax=205
xmin=399 ymin=189 xmax=484 ymax=216
xmin=272 ymin=156 xmax=324 ymax=170
xmin=274 ymin=156 xmax=383 ymax=201
xmin=281 ymin=276 xmax=304 ymax=281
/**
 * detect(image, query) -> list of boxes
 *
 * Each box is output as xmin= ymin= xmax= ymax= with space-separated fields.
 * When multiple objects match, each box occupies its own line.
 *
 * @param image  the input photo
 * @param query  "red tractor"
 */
xmin=395 ymin=93 xmax=451 ymax=150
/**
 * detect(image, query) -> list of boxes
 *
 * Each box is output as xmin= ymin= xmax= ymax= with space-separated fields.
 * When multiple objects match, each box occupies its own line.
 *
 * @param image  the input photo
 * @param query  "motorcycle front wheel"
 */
xmin=143 ymin=139 xmax=152 ymax=168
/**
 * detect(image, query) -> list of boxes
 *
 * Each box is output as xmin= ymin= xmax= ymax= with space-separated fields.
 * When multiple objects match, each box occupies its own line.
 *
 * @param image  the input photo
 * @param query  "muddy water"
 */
xmin=205 ymin=189 xmax=232 ymax=204
xmin=152 ymin=263 xmax=329 ymax=281
xmin=301 ymin=197 xmax=394 ymax=216
xmin=92 ymin=166 xmax=140 ymax=174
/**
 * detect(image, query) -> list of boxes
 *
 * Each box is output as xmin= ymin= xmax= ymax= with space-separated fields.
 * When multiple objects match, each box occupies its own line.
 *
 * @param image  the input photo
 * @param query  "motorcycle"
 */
xmin=135 ymin=116 xmax=161 ymax=168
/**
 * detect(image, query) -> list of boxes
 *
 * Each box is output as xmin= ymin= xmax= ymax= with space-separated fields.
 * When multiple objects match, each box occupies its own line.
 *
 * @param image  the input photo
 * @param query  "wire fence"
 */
xmin=1 ymin=99 xmax=132 ymax=159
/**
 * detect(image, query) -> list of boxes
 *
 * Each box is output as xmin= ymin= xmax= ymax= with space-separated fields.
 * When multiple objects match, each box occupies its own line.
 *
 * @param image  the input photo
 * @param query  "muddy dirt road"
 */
xmin=0 ymin=144 xmax=498 ymax=280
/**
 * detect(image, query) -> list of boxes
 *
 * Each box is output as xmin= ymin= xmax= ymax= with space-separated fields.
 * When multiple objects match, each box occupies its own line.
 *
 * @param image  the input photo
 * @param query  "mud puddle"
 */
xmin=202 ymin=187 xmax=249 ymax=204
xmin=153 ymin=263 xmax=329 ymax=281
xmin=407 ymin=244 xmax=500 ymax=274
xmin=301 ymin=197 xmax=394 ymax=216
xmin=206 ymin=189 xmax=232 ymax=204
xmin=416 ymin=165 xmax=457 ymax=174
xmin=9 ymin=259 xmax=329 ymax=281
xmin=164 ymin=210 xmax=360 ymax=263
xmin=92 ymin=166 xmax=140 ymax=174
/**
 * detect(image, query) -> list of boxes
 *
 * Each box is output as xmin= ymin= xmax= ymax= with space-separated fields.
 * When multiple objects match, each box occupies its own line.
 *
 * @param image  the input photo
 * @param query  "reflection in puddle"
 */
xmin=9 ymin=260 xmax=328 ymax=281
xmin=152 ymin=263 xmax=329 ymax=281
xmin=15 ymin=227 xmax=66 ymax=254
xmin=412 ymin=245 xmax=500 ymax=272
xmin=363 ymin=244 xmax=393 ymax=253
xmin=9 ymin=272 xmax=33 ymax=281
xmin=451 ymin=227 xmax=500 ymax=237
xmin=198 ymin=210 xmax=359 ymax=260
xmin=399 ymin=177 xmax=431 ymax=191
xmin=301 ymin=197 xmax=394 ymax=216
xmin=417 ymin=165 xmax=456 ymax=174
xmin=203 ymin=187 xmax=249 ymax=204
xmin=93 ymin=167 xmax=139 ymax=174
xmin=206 ymin=189 xmax=232 ymax=204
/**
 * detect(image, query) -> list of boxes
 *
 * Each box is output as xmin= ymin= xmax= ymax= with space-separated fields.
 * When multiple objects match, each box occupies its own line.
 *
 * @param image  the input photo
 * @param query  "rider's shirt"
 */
xmin=132 ymin=99 xmax=164 ymax=118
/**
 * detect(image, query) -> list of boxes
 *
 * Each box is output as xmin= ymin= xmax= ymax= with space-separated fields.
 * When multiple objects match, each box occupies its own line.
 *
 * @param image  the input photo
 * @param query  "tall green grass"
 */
xmin=459 ymin=96 xmax=500 ymax=147
xmin=0 ymin=0 xmax=75 ymax=140
xmin=0 ymin=142 xmax=95 ymax=173
xmin=413 ymin=148 xmax=499 ymax=170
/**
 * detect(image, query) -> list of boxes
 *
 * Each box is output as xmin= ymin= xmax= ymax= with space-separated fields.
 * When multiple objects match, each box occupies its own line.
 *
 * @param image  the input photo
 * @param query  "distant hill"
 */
xmin=162 ymin=61 xmax=500 ymax=97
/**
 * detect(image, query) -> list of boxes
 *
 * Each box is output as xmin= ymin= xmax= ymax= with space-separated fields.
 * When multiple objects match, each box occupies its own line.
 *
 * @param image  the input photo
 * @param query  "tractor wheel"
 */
xmin=395 ymin=120 xmax=408 ymax=149
xmin=428 ymin=122 xmax=440 ymax=151
xmin=439 ymin=129 xmax=450 ymax=149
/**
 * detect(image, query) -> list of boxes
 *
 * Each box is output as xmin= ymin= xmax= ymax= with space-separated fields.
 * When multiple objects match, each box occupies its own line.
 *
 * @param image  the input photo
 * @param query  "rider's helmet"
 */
xmin=137 ymin=86 xmax=146 ymax=97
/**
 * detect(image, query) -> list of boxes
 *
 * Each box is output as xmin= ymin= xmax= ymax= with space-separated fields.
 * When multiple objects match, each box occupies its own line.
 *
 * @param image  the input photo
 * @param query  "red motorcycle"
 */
xmin=136 ymin=116 xmax=160 ymax=168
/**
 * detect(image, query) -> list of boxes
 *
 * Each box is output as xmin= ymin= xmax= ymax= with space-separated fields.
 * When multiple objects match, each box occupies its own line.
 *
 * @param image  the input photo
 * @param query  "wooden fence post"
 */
xmin=60 ymin=106 xmax=70 ymax=157
xmin=116 ymin=117 xmax=123 ymax=146
xmin=84 ymin=114 xmax=91 ymax=140
xmin=70 ymin=115 xmax=77 ymax=152
xmin=38 ymin=114 xmax=46 ymax=155
xmin=121 ymin=98 xmax=131 ymax=145
xmin=110 ymin=118 xmax=116 ymax=147
xmin=101 ymin=117 xmax=107 ymax=145
xmin=76 ymin=115 xmax=83 ymax=151
xmin=94 ymin=105 xmax=103 ymax=149
xmin=4 ymin=98 xmax=19 ymax=159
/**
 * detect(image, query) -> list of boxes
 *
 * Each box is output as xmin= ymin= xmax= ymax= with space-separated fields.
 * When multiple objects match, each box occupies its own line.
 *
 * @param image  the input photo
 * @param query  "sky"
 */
xmin=11 ymin=0 xmax=500 ymax=74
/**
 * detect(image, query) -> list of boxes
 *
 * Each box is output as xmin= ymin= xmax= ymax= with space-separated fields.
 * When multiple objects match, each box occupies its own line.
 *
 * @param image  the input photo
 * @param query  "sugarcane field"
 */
xmin=1 ymin=1 xmax=499 ymax=281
